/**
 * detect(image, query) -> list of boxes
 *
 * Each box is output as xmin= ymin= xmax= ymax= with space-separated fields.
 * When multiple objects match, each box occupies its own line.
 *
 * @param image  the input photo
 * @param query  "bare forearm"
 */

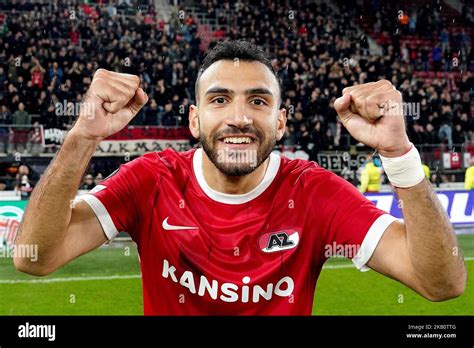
xmin=396 ymin=179 xmax=466 ymax=298
xmin=15 ymin=130 xmax=99 ymax=266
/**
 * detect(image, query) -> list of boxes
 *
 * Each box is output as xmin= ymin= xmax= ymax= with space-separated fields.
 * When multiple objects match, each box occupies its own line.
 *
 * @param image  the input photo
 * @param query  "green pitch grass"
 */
xmin=0 ymin=235 xmax=473 ymax=315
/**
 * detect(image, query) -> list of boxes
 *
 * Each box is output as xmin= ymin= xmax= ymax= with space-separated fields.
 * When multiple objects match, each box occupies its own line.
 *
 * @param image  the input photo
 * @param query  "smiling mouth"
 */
xmin=218 ymin=135 xmax=257 ymax=146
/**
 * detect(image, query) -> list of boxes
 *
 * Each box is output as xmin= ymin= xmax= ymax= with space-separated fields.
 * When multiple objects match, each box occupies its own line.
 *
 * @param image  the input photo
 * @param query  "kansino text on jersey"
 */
xmin=162 ymin=259 xmax=294 ymax=303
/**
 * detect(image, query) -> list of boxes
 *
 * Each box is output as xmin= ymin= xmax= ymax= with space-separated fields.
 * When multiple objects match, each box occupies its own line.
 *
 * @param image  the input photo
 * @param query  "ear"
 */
xmin=189 ymin=105 xmax=200 ymax=139
xmin=275 ymin=107 xmax=287 ymax=141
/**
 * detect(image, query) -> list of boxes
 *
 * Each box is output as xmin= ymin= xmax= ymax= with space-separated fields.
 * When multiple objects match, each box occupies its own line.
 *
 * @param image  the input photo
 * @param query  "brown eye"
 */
xmin=251 ymin=98 xmax=266 ymax=106
xmin=212 ymin=97 xmax=227 ymax=104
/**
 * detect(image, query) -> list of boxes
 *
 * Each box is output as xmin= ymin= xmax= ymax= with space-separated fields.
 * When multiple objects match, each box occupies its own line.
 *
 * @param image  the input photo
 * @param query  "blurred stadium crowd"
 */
xmin=0 ymin=0 xmax=472 ymax=180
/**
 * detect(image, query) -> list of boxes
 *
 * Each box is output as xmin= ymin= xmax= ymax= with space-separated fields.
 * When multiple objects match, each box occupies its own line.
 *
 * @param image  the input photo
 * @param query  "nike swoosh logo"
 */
xmin=162 ymin=217 xmax=198 ymax=231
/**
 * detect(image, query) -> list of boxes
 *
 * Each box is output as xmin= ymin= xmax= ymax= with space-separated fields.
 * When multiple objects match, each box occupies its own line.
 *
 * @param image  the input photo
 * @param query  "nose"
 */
xmin=227 ymin=98 xmax=253 ymax=129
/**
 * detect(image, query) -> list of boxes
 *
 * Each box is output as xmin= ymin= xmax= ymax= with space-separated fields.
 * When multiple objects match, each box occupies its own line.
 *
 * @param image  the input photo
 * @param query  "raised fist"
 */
xmin=71 ymin=69 xmax=149 ymax=141
xmin=334 ymin=79 xmax=411 ymax=157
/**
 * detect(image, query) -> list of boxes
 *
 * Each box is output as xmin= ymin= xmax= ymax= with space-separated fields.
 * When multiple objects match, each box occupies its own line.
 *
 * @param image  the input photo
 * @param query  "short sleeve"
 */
xmin=321 ymin=173 xmax=398 ymax=271
xmin=74 ymin=159 xmax=145 ymax=241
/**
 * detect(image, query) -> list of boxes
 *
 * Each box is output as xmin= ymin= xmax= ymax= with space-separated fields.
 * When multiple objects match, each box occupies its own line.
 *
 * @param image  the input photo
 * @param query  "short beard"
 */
xmin=200 ymin=127 xmax=276 ymax=177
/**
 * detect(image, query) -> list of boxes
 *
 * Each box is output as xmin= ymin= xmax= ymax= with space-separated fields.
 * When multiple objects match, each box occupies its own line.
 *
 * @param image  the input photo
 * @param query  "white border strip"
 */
xmin=75 ymin=194 xmax=119 ymax=241
xmin=352 ymin=214 xmax=399 ymax=272
xmin=193 ymin=148 xmax=281 ymax=205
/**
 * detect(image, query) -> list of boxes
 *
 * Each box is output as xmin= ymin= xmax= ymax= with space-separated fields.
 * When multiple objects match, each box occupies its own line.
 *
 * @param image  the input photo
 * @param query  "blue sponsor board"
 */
xmin=365 ymin=190 xmax=474 ymax=226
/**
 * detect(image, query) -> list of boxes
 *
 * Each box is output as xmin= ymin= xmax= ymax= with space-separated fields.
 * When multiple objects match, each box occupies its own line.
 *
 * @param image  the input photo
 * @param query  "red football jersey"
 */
xmin=78 ymin=148 xmax=397 ymax=315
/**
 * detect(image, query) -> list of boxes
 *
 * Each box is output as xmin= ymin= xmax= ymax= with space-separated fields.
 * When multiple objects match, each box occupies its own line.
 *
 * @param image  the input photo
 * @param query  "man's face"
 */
xmin=190 ymin=60 xmax=286 ymax=176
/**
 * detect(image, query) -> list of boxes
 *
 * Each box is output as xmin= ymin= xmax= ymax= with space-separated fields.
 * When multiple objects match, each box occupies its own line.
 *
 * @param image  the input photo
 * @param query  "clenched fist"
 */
xmin=334 ymin=79 xmax=411 ymax=158
xmin=71 ymin=69 xmax=149 ymax=141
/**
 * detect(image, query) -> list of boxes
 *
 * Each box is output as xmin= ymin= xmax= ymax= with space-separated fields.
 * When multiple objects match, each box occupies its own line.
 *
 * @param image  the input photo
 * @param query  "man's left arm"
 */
xmin=334 ymin=80 xmax=467 ymax=301
xmin=367 ymin=179 xmax=466 ymax=301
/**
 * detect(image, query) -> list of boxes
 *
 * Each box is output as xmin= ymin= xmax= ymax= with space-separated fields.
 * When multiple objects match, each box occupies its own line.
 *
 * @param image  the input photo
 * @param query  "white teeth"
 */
xmin=223 ymin=137 xmax=252 ymax=144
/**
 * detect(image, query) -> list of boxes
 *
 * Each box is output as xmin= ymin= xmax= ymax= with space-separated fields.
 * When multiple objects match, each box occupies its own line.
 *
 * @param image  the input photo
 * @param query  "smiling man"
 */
xmin=14 ymin=40 xmax=466 ymax=315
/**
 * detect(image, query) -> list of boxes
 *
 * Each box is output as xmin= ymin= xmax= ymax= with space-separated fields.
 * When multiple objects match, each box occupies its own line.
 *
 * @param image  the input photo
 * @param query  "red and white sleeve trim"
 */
xmin=74 ymin=194 xmax=120 ymax=241
xmin=352 ymin=214 xmax=399 ymax=272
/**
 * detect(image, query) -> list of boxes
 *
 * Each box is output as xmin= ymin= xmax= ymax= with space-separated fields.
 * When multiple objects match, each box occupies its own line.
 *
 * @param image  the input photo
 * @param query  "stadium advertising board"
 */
xmin=0 ymin=191 xmax=471 ymax=231
xmin=366 ymin=191 xmax=474 ymax=226
xmin=94 ymin=126 xmax=192 ymax=155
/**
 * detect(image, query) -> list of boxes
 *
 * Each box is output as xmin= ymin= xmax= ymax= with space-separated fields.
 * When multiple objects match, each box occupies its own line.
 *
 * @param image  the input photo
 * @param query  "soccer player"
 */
xmin=14 ymin=41 xmax=466 ymax=315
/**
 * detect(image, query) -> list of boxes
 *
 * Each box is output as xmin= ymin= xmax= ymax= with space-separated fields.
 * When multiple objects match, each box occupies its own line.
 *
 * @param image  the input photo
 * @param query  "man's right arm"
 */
xmin=14 ymin=69 xmax=148 ymax=276
xmin=14 ymin=130 xmax=104 ymax=275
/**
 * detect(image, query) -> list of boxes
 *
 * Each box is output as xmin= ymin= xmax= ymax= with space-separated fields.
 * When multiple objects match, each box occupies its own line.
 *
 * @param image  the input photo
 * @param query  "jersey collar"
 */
xmin=192 ymin=147 xmax=281 ymax=205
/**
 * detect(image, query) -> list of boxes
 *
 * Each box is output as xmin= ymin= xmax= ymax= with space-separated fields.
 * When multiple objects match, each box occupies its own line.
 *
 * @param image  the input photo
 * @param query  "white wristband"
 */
xmin=379 ymin=144 xmax=425 ymax=188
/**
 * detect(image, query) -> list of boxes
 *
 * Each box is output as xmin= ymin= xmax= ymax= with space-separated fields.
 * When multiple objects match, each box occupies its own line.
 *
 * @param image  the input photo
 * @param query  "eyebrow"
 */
xmin=204 ymin=87 xmax=274 ymax=98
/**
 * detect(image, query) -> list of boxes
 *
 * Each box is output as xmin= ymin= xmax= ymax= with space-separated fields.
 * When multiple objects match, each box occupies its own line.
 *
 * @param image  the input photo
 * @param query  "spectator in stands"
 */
xmin=27 ymin=121 xmax=42 ymax=155
xmin=408 ymin=11 xmax=417 ymax=34
xmin=153 ymin=79 xmax=169 ymax=108
xmin=310 ymin=121 xmax=324 ymax=160
xmin=94 ymin=173 xmax=104 ymax=186
xmin=65 ymin=62 xmax=82 ymax=87
xmin=295 ymin=123 xmax=311 ymax=153
xmin=12 ymin=103 xmax=30 ymax=127
xmin=453 ymin=123 xmax=467 ymax=148
xmin=422 ymin=163 xmax=431 ymax=182
xmin=465 ymin=158 xmax=474 ymax=190
xmin=11 ymin=103 xmax=31 ymax=153
xmin=440 ymin=28 xmax=449 ymax=54
xmin=424 ymin=123 xmax=439 ymax=144
xmin=80 ymin=174 xmax=95 ymax=190
xmin=144 ymin=98 xmax=159 ymax=125
xmin=409 ymin=123 xmax=426 ymax=145
xmin=14 ymin=165 xmax=32 ymax=200
xmin=282 ymin=125 xmax=296 ymax=148
xmin=162 ymin=103 xmax=176 ymax=126
xmin=30 ymin=57 xmax=45 ymax=89
xmin=359 ymin=155 xmax=381 ymax=193
xmin=322 ymin=128 xmax=335 ymax=151
xmin=0 ymin=105 xmax=11 ymax=153
xmin=48 ymin=62 xmax=63 ymax=88
xmin=432 ymin=44 xmax=442 ymax=71
xmin=0 ymin=67 xmax=6 ymax=86
xmin=438 ymin=117 xmax=453 ymax=148
xmin=0 ymin=105 xmax=12 ymax=124
xmin=420 ymin=47 xmax=430 ymax=71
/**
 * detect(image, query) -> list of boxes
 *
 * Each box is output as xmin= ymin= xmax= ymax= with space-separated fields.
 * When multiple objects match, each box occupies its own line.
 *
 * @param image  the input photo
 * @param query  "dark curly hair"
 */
xmin=194 ymin=40 xmax=281 ymax=103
